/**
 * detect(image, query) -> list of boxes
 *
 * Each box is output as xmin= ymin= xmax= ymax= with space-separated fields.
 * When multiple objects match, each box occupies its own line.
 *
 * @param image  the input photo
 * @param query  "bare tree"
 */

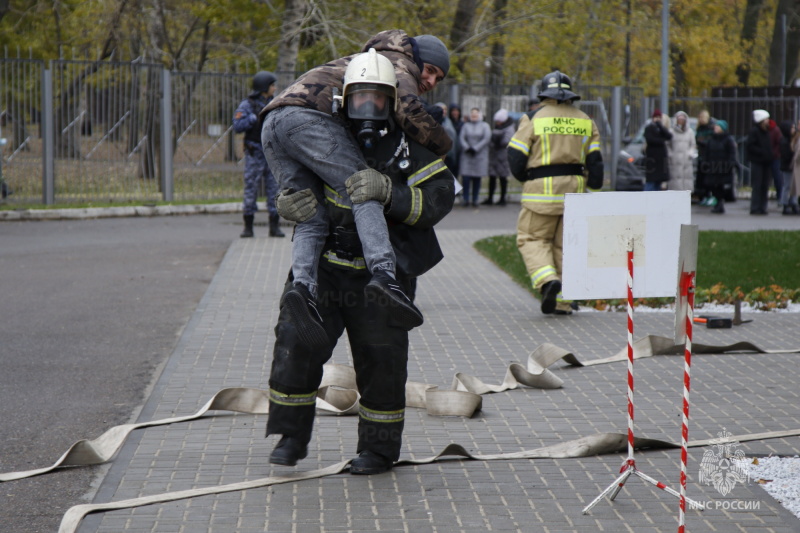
xmin=768 ymin=0 xmax=800 ymax=85
xmin=276 ymin=0 xmax=308 ymax=89
xmin=486 ymin=0 xmax=507 ymax=118
xmin=54 ymin=0 xmax=130 ymax=160
xmin=737 ymin=0 xmax=766 ymax=85
xmin=0 ymin=0 xmax=10 ymax=23
xmin=449 ymin=0 xmax=479 ymax=75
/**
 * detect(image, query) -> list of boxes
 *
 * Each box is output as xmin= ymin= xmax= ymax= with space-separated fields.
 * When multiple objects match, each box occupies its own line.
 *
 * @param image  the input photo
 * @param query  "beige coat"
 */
xmin=668 ymin=117 xmax=697 ymax=191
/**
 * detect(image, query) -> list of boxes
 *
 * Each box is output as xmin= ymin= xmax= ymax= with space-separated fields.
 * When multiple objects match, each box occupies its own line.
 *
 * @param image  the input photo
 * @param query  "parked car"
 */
xmin=615 ymin=117 xmax=700 ymax=191
xmin=615 ymin=149 xmax=645 ymax=191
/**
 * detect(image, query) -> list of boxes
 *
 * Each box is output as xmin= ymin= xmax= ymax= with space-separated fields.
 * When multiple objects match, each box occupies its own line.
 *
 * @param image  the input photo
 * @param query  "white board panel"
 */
xmin=562 ymin=191 xmax=691 ymax=299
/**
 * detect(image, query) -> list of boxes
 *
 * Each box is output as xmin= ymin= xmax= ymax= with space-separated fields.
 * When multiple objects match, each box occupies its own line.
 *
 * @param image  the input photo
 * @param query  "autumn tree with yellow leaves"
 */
xmin=0 ymin=0 xmax=795 ymax=94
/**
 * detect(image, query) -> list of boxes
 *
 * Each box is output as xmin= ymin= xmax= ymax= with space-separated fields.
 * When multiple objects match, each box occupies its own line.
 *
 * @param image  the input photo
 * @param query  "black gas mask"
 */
xmin=346 ymin=85 xmax=393 ymax=149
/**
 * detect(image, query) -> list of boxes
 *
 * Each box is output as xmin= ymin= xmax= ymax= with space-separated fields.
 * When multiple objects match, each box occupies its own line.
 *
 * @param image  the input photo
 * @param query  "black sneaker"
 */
xmin=280 ymin=283 xmax=328 ymax=349
xmin=540 ymin=280 xmax=561 ymax=315
xmin=350 ymin=451 xmax=393 ymax=475
xmin=365 ymin=270 xmax=423 ymax=329
xmin=269 ymin=436 xmax=308 ymax=466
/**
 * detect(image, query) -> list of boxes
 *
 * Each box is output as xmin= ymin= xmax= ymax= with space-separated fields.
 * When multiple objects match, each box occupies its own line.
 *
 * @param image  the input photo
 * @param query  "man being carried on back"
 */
xmin=260 ymin=30 xmax=451 ymax=346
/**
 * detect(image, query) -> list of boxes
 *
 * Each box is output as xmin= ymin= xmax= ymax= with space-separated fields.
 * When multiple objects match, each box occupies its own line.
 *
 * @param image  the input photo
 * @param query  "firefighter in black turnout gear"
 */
xmin=266 ymin=52 xmax=456 ymax=475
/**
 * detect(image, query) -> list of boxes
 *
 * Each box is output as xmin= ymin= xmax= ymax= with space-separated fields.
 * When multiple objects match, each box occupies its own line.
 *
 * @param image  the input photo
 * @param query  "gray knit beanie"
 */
xmin=413 ymin=35 xmax=450 ymax=77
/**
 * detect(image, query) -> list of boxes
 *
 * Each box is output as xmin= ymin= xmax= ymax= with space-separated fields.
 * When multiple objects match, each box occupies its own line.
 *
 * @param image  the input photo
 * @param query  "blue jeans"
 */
xmin=262 ymin=106 xmax=395 ymax=296
xmin=462 ymin=176 xmax=481 ymax=205
xmin=644 ymin=182 xmax=662 ymax=191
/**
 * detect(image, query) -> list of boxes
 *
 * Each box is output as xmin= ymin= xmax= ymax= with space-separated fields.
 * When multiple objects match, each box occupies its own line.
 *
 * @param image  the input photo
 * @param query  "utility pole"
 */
xmin=660 ymin=0 xmax=669 ymax=114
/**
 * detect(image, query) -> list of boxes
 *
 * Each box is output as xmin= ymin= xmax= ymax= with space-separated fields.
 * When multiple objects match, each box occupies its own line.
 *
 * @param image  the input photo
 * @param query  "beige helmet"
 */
xmin=342 ymin=48 xmax=398 ymax=118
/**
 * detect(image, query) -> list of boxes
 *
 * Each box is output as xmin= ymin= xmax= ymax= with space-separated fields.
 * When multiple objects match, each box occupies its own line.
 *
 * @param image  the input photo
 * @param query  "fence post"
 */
xmin=610 ymin=86 xmax=622 ymax=191
xmin=160 ymin=68 xmax=174 ymax=202
xmin=41 ymin=67 xmax=55 ymax=205
xmin=449 ymin=84 xmax=459 ymax=108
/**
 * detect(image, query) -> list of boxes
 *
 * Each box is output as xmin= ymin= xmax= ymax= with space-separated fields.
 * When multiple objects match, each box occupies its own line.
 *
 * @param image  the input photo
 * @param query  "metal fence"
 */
xmin=170 ymin=70 xmax=250 ymax=201
xmin=1 ymin=58 xmax=45 ymax=202
xmin=1 ymin=58 xmax=251 ymax=205
xmin=50 ymin=59 xmax=166 ymax=203
xmin=4 ymin=55 xmax=800 ymax=206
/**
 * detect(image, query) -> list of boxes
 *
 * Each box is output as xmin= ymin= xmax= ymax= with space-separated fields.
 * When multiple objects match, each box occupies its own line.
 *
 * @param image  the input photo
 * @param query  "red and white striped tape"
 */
xmin=678 ymin=271 xmax=696 ymax=532
xmin=625 ymin=241 xmax=636 ymax=467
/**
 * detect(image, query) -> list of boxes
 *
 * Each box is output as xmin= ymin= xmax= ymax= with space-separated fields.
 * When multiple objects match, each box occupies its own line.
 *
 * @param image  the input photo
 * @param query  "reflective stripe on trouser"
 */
xmin=358 ymin=405 xmax=405 ymax=461
xmin=267 ymin=264 xmax=410 ymax=461
xmin=516 ymin=208 xmax=564 ymax=290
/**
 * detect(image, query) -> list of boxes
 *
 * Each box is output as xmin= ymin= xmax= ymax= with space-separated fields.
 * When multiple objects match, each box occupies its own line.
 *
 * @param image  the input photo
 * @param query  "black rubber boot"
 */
xmin=481 ymin=177 xmax=495 ymax=205
xmin=350 ymin=451 xmax=394 ymax=475
xmin=240 ymin=214 xmax=254 ymax=238
xmin=269 ymin=214 xmax=285 ymax=237
xmin=497 ymin=178 xmax=508 ymax=205
xmin=269 ymin=436 xmax=308 ymax=466
xmin=540 ymin=280 xmax=561 ymax=315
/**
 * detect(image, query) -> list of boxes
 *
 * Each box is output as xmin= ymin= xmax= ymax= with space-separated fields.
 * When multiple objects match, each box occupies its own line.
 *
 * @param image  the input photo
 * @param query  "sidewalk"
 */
xmin=79 ymin=201 xmax=800 ymax=532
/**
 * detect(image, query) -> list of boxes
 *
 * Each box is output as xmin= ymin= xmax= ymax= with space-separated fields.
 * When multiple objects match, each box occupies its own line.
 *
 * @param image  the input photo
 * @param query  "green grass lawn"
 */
xmin=474 ymin=231 xmax=800 ymax=309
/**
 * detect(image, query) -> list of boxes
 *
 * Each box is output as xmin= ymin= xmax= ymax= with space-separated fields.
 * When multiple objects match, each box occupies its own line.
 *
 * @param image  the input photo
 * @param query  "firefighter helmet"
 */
xmin=342 ymin=48 xmax=398 ymax=118
xmin=252 ymin=71 xmax=277 ymax=94
xmin=537 ymin=70 xmax=580 ymax=102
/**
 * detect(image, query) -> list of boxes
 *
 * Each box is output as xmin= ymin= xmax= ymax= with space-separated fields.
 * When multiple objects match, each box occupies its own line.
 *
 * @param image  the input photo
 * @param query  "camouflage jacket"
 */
xmin=262 ymin=29 xmax=452 ymax=157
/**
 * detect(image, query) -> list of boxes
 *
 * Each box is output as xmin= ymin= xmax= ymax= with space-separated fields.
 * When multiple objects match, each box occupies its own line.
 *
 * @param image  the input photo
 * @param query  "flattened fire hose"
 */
xmin=0 ymin=335 xmax=797 ymax=532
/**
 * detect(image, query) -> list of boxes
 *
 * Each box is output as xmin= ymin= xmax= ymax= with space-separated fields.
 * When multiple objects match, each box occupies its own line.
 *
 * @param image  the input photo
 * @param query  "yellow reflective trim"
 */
xmin=324 ymin=185 xmax=351 ymax=210
xmin=323 ymin=251 xmax=367 ymax=270
xmin=270 ymin=389 xmax=317 ymax=407
xmin=521 ymin=193 xmax=565 ymax=203
xmin=359 ymin=405 xmax=405 ymax=423
xmin=542 ymin=133 xmax=550 ymax=165
xmin=407 ymin=160 xmax=446 ymax=188
xmin=533 ymin=116 xmax=593 ymax=136
xmin=403 ymin=187 xmax=423 ymax=225
xmin=531 ymin=265 xmax=556 ymax=286
xmin=588 ymin=142 xmax=601 ymax=152
xmin=508 ymin=138 xmax=530 ymax=156
xmin=576 ymin=175 xmax=586 ymax=193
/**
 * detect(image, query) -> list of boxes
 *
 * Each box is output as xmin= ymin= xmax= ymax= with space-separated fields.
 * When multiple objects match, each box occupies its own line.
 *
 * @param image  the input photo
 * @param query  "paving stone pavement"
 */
xmin=81 ymin=199 xmax=800 ymax=533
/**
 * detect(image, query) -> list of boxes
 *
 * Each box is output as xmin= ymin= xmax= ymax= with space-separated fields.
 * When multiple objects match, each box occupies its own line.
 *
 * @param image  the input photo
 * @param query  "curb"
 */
xmin=0 ymin=202 xmax=242 ymax=221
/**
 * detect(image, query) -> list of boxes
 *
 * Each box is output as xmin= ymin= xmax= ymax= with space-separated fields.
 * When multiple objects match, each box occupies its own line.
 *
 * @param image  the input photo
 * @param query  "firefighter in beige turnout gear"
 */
xmin=507 ymin=71 xmax=604 ymax=315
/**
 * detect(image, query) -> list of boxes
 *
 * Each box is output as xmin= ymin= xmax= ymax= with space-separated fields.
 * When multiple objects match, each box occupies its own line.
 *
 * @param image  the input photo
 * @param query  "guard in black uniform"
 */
xmin=266 ymin=52 xmax=455 ymax=475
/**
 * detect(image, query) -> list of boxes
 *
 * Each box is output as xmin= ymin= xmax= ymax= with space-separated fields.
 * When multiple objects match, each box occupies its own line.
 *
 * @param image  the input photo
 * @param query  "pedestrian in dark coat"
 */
xmin=695 ymin=110 xmax=715 ymax=202
xmin=768 ymin=119 xmax=784 ymax=204
xmin=483 ymin=108 xmax=515 ymax=205
xmin=746 ymin=109 xmax=774 ymax=215
xmin=701 ymin=120 xmax=737 ymax=214
xmin=643 ymin=109 xmax=672 ymax=190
